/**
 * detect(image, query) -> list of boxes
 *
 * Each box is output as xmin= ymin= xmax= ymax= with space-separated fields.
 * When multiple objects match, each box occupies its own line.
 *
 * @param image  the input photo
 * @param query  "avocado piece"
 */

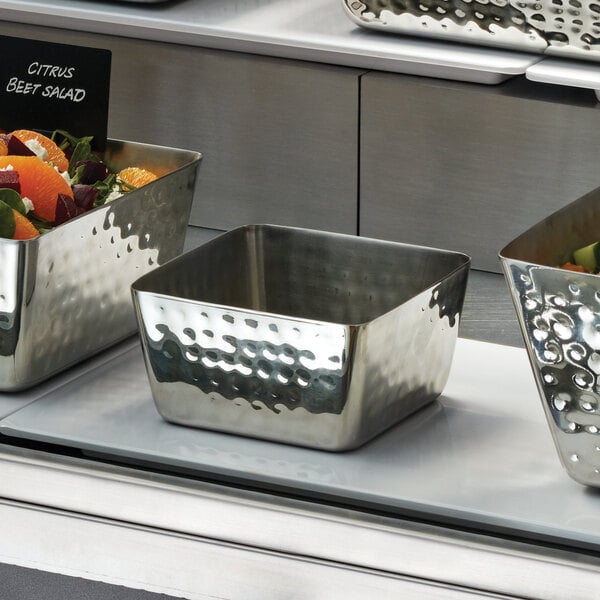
xmin=573 ymin=241 xmax=600 ymax=273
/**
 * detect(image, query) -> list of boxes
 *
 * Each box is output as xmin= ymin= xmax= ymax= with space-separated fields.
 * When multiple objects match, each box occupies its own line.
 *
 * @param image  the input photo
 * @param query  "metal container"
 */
xmin=132 ymin=224 xmax=470 ymax=451
xmin=342 ymin=0 xmax=600 ymax=62
xmin=500 ymin=185 xmax=600 ymax=487
xmin=0 ymin=139 xmax=201 ymax=391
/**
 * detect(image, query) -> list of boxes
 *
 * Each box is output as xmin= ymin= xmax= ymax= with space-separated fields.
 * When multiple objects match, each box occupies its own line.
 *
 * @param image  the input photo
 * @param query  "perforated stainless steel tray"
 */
xmin=0 ymin=140 xmax=201 ymax=391
xmin=343 ymin=0 xmax=600 ymax=62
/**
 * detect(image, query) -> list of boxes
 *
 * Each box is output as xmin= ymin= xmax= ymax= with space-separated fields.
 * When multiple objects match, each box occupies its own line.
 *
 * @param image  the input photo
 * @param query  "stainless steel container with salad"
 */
xmin=132 ymin=224 xmax=470 ymax=451
xmin=500 ymin=185 xmax=600 ymax=487
xmin=0 ymin=132 xmax=201 ymax=391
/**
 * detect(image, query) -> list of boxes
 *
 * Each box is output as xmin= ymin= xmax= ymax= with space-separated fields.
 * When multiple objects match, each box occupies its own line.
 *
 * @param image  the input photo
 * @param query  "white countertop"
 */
xmin=0 ymin=0 xmax=541 ymax=84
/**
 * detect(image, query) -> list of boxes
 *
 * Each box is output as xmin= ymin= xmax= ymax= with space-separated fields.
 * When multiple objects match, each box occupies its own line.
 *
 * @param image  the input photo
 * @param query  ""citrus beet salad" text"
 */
xmin=0 ymin=129 xmax=157 ymax=240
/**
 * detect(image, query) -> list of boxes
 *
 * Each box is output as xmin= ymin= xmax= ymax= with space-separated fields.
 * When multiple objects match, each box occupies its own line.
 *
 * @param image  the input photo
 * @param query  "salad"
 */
xmin=0 ymin=129 xmax=158 ymax=240
xmin=560 ymin=241 xmax=600 ymax=273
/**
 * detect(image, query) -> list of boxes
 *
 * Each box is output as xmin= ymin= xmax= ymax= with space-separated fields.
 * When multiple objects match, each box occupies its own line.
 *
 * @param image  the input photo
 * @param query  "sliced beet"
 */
xmin=75 ymin=160 xmax=109 ymax=185
xmin=54 ymin=193 xmax=84 ymax=226
xmin=0 ymin=170 xmax=20 ymax=193
xmin=6 ymin=134 xmax=36 ymax=157
xmin=72 ymin=184 xmax=98 ymax=211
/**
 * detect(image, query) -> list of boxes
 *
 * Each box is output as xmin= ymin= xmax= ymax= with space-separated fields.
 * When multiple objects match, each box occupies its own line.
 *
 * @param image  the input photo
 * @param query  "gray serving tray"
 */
xmin=1 ymin=337 xmax=599 ymax=550
xmin=0 ymin=336 xmax=137 ymax=421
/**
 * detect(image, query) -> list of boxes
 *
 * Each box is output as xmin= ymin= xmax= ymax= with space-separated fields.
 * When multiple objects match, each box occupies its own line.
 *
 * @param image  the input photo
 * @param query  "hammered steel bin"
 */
xmin=132 ymin=225 xmax=470 ymax=451
xmin=500 ymin=185 xmax=600 ymax=487
xmin=0 ymin=139 xmax=201 ymax=391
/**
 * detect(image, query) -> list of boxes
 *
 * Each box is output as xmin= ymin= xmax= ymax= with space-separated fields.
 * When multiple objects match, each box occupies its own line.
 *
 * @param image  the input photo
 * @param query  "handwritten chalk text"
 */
xmin=5 ymin=78 xmax=85 ymax=102
xmin=27 ymin=62 xmax=75 ymax=78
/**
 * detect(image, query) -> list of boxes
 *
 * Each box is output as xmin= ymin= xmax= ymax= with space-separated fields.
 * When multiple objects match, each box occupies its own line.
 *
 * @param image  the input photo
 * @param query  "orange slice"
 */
xmin=118 ymin=167 xmax=158 ymax=189
xmin=12 ymin=209 xmax=39 ymax=240
xmin=11 ymin=129 xmax=69 ymax=172
xmin=0 ymin=138 xmax=7 ymax=156
xmin=0 ymin=156 xmax=73 ymax=222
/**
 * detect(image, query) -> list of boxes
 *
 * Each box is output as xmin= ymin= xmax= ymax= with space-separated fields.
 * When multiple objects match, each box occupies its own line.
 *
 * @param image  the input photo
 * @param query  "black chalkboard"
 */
xmin=0 ymin=35 xmax=111 ymax=151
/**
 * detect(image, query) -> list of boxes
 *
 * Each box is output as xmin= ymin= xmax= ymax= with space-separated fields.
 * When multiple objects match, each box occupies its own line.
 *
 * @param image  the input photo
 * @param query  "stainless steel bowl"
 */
xmin=500 ymin=186 xmax=600 ymax=487
xmin=0 ymin=139 xmax=201 ymax=391
xmin=342 ymin=0 xmax=600 ymax=61
xmin=132 ymin=224 xmax=470 ymax=451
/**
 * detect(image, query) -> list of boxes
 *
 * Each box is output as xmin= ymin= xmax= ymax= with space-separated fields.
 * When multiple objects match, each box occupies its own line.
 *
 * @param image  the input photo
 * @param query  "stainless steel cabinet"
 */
xmin=0 ymin=22 xmax=362 ymax=235
xmin=359 ymin=72 xmax=600 ymax=272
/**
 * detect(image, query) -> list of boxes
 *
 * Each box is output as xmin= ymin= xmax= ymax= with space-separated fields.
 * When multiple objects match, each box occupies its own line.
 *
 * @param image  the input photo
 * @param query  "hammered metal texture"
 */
xmin=133 ymin=225 xmax=470 ymax=451
xmin=0 ymin=139 xmax=201 ymax=391
xmin=501 ymin=185 xmax=600 ymax=486
xmin=343 ymin=0 xmax=600 ymax=60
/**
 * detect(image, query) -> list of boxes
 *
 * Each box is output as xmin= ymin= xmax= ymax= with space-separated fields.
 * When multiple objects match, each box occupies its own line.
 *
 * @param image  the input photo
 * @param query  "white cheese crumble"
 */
xmin=105 ymin=186 xmax=123 ymax=203
xmin=58 ymin=168 xmax=72 ymax=186
xmin=21 ymin=197 xmax=34 ymax=214
xmin=0 ymin=165 xmax=14 ymax=171
xmin=24 ymin=138 xmax=49 ymax=161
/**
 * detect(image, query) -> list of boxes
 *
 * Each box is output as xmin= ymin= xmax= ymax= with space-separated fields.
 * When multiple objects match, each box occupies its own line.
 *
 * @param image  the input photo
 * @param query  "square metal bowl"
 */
xmin=500 ymin=185 xmax=600 ymax=487
xmin=0 ymin=139 xmax=201 ymax=391
xmin=132 ymin=224 xmax=470 ymax=451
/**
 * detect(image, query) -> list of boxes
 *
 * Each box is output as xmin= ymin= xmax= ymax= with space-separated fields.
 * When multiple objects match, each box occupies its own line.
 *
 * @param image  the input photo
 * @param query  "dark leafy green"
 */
xmin=0 ymin=199 xmax=16 ymax=239
xmin=50 ymin=129 xmax=98 ymax=177
xmin=50 ymin=129 xmax=130 ymax=206
xmin=0 ymin=188 xmax=27 ymax=215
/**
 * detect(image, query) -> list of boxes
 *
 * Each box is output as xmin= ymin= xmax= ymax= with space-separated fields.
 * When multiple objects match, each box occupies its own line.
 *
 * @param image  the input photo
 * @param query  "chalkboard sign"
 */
xmin=0 ymin=35 xmax=111 ymax=151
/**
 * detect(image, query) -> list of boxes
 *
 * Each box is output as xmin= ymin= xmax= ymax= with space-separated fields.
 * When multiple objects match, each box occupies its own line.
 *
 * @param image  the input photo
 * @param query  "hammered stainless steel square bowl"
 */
xmin=132 ymin=224 xmax=470 ymax=451
xmin=500 ymin=185 xmax=600 ymax=487
xmin=0 ymin=139 xmax=201 ymax=391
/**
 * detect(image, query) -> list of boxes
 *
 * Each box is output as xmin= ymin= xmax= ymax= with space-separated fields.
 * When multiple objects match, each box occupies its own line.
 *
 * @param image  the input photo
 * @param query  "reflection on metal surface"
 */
xmin=343 ymin=0 xmax=600 ymax=60
xmin=0 ymin=140 xmax=201 ymax=391
xmin=0 ymin=244 xmax=21 ymax=358
xmin=501 ymin=185 xmax=600 ymax=487
xmin=146 ymin=318 xmax=350 ymax=416
xmin=133 ymin=225 xmax=470 ymax=451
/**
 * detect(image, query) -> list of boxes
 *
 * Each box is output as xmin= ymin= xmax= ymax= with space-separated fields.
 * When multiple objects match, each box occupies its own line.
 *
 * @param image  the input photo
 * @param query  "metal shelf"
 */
xmin=0 ymin=0 xmax=540 ymax=84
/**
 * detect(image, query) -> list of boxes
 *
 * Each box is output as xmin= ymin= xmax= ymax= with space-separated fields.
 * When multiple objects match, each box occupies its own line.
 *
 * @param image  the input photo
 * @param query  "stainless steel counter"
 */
xmin=0 ymin=266 xmax=599 ymax=599
xmin=1 ymin=227 xmax=597 ymax=600
xmin=0 ymin=0 xmax=540 ymax=84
